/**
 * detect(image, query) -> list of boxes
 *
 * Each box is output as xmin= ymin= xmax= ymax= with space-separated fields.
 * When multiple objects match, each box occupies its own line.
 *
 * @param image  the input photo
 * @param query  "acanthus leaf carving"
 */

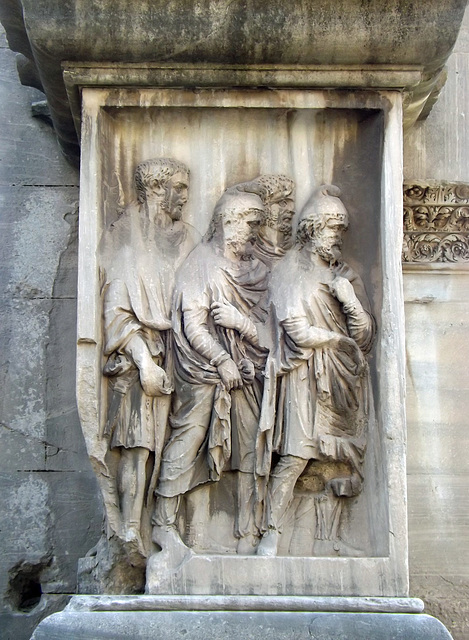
xmin=403 ymin=182 xmax=469 ymax=262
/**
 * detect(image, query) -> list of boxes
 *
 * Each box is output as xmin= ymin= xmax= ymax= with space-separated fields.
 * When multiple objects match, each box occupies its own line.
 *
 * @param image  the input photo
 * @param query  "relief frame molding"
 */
xmin=76 ymin=87 xmax=408 ymax=596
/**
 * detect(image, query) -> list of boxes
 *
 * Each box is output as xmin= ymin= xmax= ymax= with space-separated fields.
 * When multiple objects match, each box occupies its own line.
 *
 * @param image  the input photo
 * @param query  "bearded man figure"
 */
xmin=152 ymin=185 xmax=270 ymax=556
xmin=256 ymin=184 xmax=376 ymax=557
xmin=250 ymin=174 xmax=295 ymax=269
xmin=101 ymin=157 xmax=196 ymax=556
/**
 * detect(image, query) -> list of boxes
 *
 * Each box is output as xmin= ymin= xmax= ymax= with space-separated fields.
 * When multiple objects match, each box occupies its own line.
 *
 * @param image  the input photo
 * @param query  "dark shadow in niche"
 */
xmin=6 ymin=558 xmax=49 ymax=613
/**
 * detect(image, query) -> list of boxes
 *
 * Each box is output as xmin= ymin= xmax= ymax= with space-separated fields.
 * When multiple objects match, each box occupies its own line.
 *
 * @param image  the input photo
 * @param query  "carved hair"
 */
xmin=134 ymin=157 xmax=189 ymax=204
xmin=235 ymin=175 xmax=295 ymax=227
xmin=205 ymin=187 xmax=264 ymax=241
xmin=297 ymin=184 xmax=348 ymax=246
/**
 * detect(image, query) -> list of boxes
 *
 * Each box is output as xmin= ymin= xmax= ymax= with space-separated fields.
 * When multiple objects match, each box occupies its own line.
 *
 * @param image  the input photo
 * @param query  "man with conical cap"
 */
xmin=152 ymin=184 xmax=270 ymax=555
xmin=101 ymin=157 xmax=195 ymax=555
xmin=256 ymin=184 xmax=376 ymax=557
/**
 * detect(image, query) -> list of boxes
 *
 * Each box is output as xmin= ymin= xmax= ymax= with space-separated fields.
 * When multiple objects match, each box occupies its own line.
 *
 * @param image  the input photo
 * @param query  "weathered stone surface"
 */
xmin=0 ymin=31 xmax=103 ymax=640
xmin=0 ymin=1 xmax=468 ymax=637
xmin=403 ymin=264 xmax=469 ymax=640
xmin=0 ymin=41 xmax=78 ymax=185
xmin=76 ymin=86 xmax=407 ymax=596
xmin=404 ymin=5 xmax=469 ymax=183
xmin=0 ymin=595 xmax=70 ymax=640
xmin=66 ymin=594 xmax=425 ymax=613
xmin=2 ymin=0 xmax=468 ymax=161
xmin=31 ymin=610 xmax=453 ymax=640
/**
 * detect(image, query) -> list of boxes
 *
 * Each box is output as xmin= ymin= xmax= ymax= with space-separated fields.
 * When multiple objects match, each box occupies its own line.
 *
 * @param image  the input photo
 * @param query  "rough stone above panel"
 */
xmin=1 ymin=1 xmax=468 ymax=163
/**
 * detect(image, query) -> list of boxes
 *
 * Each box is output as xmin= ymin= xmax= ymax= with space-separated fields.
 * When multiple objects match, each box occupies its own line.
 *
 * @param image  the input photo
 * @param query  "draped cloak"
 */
xmin=256 ymin=246 xmax=376 ymax=483
xmin=101 ymin=203 xmax=198 ymax=450
xmin=157 ymin=241 xmax=269 ymax=498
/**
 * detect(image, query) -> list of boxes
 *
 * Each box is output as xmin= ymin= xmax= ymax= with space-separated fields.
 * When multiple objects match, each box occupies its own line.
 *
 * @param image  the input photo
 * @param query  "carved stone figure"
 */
xmin=152 ymin=185 xmax=270 ymax=555
xmin=249 ymin=174 xmax=295 ymax=268
xmin=101 ymin=157 xmax=195 ymax=557
xmin=256 ymin=184 xmax=376 ymax=557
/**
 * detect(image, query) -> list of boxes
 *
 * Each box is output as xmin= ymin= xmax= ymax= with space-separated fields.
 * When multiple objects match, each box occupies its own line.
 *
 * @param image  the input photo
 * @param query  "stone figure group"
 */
xmin=100 ymin=157 xmax=376 ymax=566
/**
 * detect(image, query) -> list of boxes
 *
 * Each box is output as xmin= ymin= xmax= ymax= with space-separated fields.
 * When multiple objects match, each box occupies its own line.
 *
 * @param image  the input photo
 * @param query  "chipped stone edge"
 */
xmin=65 ymin=594 xmax=424 ymax=614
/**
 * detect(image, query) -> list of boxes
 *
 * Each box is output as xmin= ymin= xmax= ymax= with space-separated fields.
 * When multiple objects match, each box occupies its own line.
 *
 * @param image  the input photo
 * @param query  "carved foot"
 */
xmin=146 ymin=525 xmax=193 ymax=592
xmin=120 ymin=525 xmax=147 ymax=565
xmin=236 ymin=533 xmax=259 ymax=555
xmin=256 ymin=528 xmax=280 ymax=557
xmin=328 ymin=474 xmax=362 ymax=498
xmin=152 ymin=524 xmax=190 ymax=554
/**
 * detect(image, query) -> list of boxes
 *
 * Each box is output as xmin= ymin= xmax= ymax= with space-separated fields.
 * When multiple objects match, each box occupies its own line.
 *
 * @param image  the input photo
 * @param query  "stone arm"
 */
xmin=103 ymin=279 xmax=170 ymax=395
xmin=282 ymin=316 xmax=356 ymax=351
xmin=210 ymin=300 xmax=259 ymax=345
xmin=282 ymin=316 xmax=364 ymax=366
xmin=183 ymin=301 xmax=243 ymax=390
xmin=342 ymin=300 xmax=375 ymax=353
xmin=103 ymin=279 xmax=144 ymax=357
xmin=330 ymin=276 xmax=375 ymax=353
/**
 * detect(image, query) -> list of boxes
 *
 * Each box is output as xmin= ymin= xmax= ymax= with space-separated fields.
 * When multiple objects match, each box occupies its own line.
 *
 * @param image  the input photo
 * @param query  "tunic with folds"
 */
xmin=101 ymin=203 xmax=197 ymax=450
xmin=257 ymin=246 xmax=376 ymax=479
xmin=157 ymin=241 xmax=269 ymax=498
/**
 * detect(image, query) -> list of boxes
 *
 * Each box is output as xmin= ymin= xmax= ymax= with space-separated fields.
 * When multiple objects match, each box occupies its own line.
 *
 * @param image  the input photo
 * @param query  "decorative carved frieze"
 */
xmin=403 ymin=182 xmax=469 ymax=262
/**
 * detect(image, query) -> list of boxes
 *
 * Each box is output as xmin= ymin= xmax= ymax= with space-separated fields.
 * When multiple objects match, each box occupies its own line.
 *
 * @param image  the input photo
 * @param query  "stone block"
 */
xmin=0 ymin=40 xmax=78 ymax=186
xmin=407 ymin=473 xmax=469 ymax=580
xmin=0 ymin=595 xmax=70 ymax=640
xmin=30 ymin=609 xmax=453 ymax=640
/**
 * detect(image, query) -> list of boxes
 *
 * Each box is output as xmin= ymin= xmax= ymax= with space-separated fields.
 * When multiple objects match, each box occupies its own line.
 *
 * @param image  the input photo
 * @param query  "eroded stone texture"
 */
xmin=0 ymin=30 xmax=102 ymax=640
xmin=404 ymin=266 xmax=469 ymax=640
xmin=402 ymin=8 xmax=469 ymax=639
xmin=30 ymin=609 xmax=453 ymax=640
xmin=1 ymin=0 xmax=467 ymax=161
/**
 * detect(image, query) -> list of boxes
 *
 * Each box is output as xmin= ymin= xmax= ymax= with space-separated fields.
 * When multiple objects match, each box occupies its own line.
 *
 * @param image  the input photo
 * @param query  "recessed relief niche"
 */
xmin=77 ymin=90 xmax=397 ymax=595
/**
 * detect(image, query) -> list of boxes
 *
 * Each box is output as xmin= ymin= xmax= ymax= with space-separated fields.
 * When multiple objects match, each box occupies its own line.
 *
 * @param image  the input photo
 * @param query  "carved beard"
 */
xmin=315 ymin=238 xmax=342 ymax=265
xmin=159 ymin=199 xmax=177 ymax=220
xmin=226 ymin=238 xmax=254 ymax=259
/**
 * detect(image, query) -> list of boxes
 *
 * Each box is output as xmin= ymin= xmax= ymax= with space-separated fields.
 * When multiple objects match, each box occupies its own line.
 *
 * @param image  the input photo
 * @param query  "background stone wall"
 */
xmin=0 ymin=6 xmax=468 ymax=639
xmin=0 ymin=26 xmax=102 ymax=639
xmin=404 ymin=7 xmax=469 ymax=637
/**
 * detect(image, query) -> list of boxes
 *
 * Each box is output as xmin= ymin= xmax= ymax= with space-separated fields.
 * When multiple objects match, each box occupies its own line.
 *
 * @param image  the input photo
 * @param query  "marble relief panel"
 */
xmin=76 ymin=89 xmax=404 ymax=595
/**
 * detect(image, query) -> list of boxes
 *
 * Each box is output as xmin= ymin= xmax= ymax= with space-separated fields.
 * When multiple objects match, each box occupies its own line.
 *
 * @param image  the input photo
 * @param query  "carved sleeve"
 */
xmin=103 ymin=279 xmax=143 ymax=356
xmin=182 ymin=298 xmax=231 ymax=366
xmin=282 ymin=316 xmax=337 ymax=349
xmin=342 ymin=300 xmax=376 ymax=354
xmin=238 ymin=316 xmax=258 ymax=345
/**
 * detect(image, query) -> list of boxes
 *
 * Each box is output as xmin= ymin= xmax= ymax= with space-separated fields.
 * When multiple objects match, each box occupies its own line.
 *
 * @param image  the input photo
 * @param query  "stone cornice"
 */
xmin=1 ymin=0 xmax=467 ymax=163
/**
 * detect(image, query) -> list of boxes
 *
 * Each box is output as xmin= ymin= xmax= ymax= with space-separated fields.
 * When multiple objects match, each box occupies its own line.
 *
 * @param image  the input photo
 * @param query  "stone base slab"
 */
xmin=31 ymin=608 xmax=453 ymax=639
xmin=145 ymin=553 xmax=406 ymax=596
xmin=67 ymin=594 xmax=424 ymax=614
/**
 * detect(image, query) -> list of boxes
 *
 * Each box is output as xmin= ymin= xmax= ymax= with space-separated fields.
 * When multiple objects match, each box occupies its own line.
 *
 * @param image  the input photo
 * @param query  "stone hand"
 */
xmin=329 ymin=276 xmax=357 ymax=306
xmin=211 ymin=300 xmax=245 ymax=331
xmin=333 ymin=334 xmax=365 ymax=371
xmin=237 ymin=358 xmax=255 ymax=384
xmin=139 ymin=360 xmax=172 ymax=396
xmin=217 ymin=358 xmax=243 ymax=391
xmin=329 ymin=332 xmax=358 ymax=355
